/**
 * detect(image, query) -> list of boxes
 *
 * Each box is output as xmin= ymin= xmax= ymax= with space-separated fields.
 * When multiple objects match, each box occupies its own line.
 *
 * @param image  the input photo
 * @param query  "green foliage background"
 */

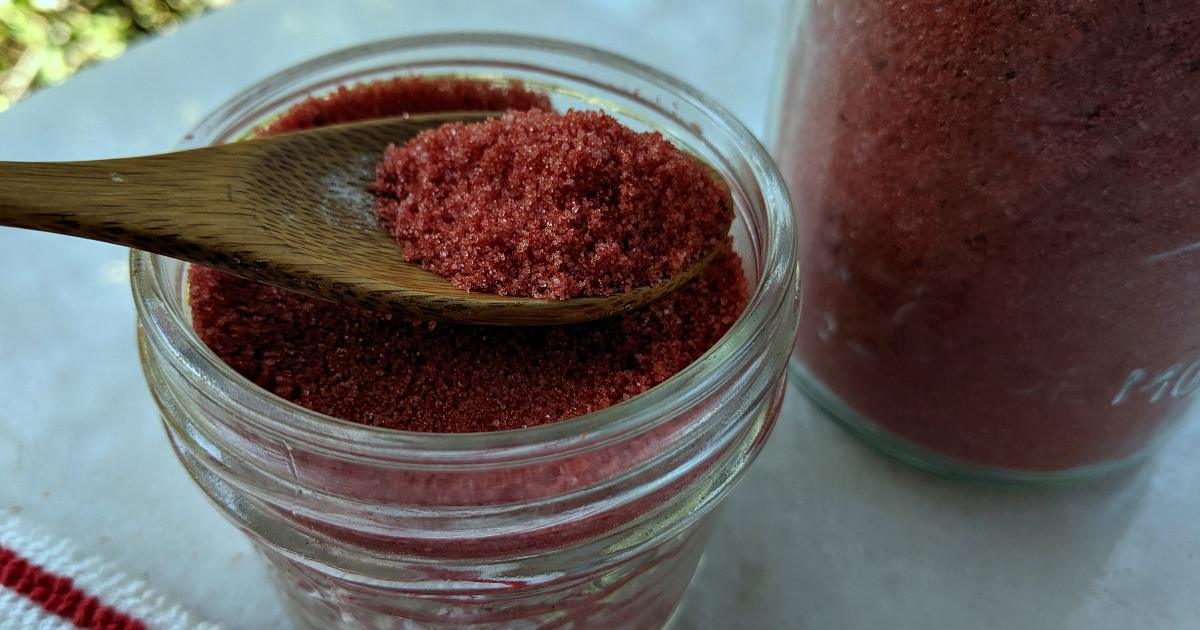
xmin=0 ymin=0 xmax=235 ymax=111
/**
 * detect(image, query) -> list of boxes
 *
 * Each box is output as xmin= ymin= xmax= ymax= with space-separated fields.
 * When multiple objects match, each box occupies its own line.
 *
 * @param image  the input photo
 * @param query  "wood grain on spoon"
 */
xmin=0 ymin=112 xmax=731 ymax=326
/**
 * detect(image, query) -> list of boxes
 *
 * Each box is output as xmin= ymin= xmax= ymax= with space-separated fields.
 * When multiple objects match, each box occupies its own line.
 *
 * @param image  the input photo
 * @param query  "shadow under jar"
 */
xmin=770 ymin=0 xmax=1200 ymax=485
xmin=133 ymin=34 xmax=800 ymax=630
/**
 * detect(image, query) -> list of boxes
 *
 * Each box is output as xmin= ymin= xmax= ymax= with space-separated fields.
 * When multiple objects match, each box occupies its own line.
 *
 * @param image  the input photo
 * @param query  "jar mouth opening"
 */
xmin=131 ymin=32 xmax=797 ymax=459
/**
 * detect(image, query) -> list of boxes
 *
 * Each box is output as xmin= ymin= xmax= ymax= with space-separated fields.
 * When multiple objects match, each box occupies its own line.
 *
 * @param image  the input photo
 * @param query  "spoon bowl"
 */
xmin=0 ymin=112 xmax=730 ymax=325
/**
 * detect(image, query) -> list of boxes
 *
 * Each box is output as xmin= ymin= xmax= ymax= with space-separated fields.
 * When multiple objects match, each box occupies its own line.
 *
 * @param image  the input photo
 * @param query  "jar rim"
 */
xmin=131 ymin=32 xmax=798 ymax=461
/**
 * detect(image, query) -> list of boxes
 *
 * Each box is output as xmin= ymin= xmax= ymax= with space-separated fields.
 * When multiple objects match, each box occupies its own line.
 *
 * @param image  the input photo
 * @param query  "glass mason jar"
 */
xmin=133 ymin=34 xmax=800 ymax=630
xmin=769 ymin=1 xmax=1200 ymax=484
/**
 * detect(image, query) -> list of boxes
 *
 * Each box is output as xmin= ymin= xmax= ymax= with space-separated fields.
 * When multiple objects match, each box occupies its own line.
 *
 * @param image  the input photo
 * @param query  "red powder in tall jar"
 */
xmin=777 ymin=1 xmax=1200 ymax=470
xmin=188 ymin=77 xmax=749 ymax=432
xmin=372 ymin=109 xmax=731 ymax=299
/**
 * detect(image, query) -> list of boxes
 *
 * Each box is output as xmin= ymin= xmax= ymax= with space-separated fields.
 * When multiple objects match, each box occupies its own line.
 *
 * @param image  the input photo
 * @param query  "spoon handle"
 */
xmin=0 ymin=151 xmax=250 ymax=257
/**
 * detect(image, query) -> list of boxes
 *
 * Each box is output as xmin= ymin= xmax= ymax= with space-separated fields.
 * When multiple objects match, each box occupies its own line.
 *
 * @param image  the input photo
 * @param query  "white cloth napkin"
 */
xmin=0 ymin=515 xmax=220 ymax=630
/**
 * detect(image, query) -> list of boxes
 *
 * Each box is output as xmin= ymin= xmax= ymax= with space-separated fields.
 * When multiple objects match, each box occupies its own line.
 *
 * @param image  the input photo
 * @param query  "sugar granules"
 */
xmin=189 ymin=76 xmax=749 ymax=432
xmin=373 ymin=109 xmax=731 ymax=300
xmin=259 ymin=75 xmax=551 ymax=136
xmin=778 ymin=0 xmax=1200 ymax=470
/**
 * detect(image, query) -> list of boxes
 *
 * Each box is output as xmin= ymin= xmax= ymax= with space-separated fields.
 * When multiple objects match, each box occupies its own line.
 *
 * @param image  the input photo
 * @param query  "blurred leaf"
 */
xmin=0 ymin=0 xmax=236 ymax=105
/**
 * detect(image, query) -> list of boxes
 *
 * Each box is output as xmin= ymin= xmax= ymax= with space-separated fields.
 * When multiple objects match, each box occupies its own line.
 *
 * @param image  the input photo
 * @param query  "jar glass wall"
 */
xmin=133 ymin=34 xmax=800 ymax=629
xmin=770 ymin=0 xmax=1200 ymax=484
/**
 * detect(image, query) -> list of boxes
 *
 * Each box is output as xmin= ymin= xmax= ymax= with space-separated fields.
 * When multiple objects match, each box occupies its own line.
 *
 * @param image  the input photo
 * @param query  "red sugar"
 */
xmin=259 ymin=76 xmax=551 ymax=137
xmin=189 ymin=76 xmax=750 ymax=432
xmin=778 ymin=1 xmax=1200 ymax=470
xmin=190 ymin=245 xmax=746 ymax=432
xmin=372 ymin=109 xmax=731 ymax=300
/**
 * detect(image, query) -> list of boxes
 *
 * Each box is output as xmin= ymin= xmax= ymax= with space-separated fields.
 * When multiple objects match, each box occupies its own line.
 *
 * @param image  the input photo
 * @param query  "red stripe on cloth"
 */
xmin=0 ymin=543 xmax=148 ymax=630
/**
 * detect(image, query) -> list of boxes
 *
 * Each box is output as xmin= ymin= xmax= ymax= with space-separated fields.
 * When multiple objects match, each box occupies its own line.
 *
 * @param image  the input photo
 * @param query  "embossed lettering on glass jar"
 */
xmin=134 ymin=34 xmax=799 ymax=629
xmin=769 ymin=0 xmax=1200 ymax=484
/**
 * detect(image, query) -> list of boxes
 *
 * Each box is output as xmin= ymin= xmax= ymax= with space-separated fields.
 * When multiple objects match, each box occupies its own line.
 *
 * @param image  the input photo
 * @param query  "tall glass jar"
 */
xmin=133 ymin=34 xmax=800 ymax=630
xmin=770 ymin=1 xmax=1200 ymax=484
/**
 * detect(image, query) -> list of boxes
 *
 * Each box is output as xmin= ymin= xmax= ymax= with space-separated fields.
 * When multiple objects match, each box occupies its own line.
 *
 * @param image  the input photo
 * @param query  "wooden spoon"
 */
xmin=0 ymin=112 xmax=730 ymax=326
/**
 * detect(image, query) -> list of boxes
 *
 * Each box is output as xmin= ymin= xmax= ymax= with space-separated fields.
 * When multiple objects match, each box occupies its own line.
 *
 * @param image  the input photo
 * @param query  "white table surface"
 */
xmin=1 ymin=1 xmax=1198 ymax=628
